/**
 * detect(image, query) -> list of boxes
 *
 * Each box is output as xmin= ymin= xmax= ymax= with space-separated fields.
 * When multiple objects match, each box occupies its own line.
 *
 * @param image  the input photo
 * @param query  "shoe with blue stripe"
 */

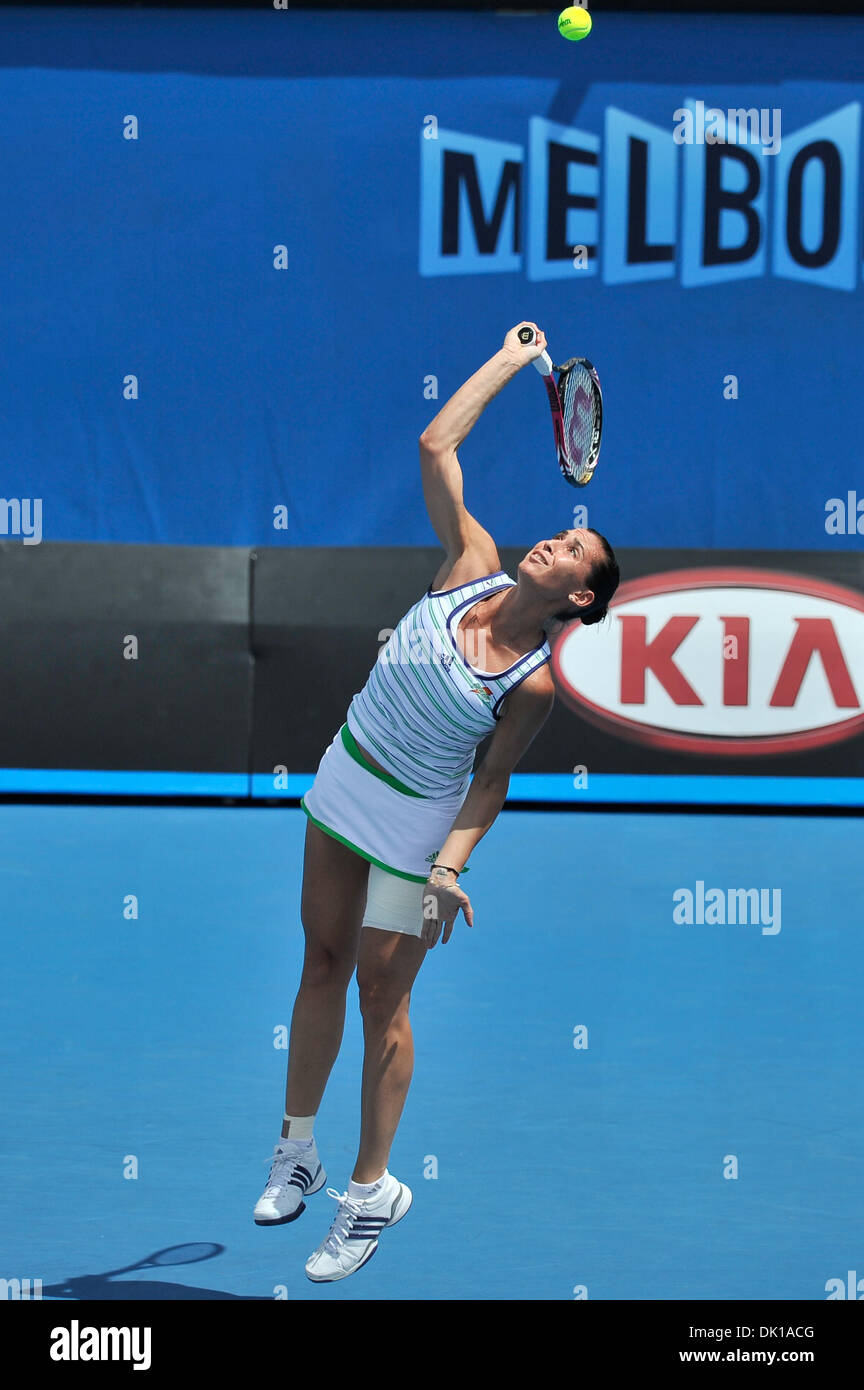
xmin=305 ymin=1173 xmax=412 ymax=1281
xmin=254 ymin=1140 xmax=326 ymax=1225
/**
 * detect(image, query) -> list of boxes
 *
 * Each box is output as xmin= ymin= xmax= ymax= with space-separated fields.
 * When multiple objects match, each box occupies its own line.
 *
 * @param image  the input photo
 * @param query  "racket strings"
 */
xmin=559 ymin=364 xmax=599 ymax=483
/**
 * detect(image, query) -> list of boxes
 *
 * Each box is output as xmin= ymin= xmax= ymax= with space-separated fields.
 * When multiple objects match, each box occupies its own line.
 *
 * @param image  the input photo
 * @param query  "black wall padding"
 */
xmin=0 ymin=541 xmax=251 ymax=772
xmin=2 ymin=541 xmax=863 ymax=783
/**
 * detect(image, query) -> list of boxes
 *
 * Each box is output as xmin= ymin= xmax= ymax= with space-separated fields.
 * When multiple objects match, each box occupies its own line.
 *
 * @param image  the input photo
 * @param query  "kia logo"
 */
xmin=551 ymin=568 xmax=864 ymax=755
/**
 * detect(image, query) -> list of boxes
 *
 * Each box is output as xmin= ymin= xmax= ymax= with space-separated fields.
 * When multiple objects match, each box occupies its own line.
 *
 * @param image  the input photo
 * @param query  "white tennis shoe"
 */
xmin=305 ymin=1173 xmax=413 ymax=1282
xmin=254 ymin=1140 xmax=326 ymax=1225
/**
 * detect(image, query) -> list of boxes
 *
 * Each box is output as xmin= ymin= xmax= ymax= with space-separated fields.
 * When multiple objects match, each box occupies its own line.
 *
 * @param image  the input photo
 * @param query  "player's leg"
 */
xmin=254 ymin=820 xmax=369 ymax=1226
xmin=305 ymin=869 xmax=425 ymax=1280
xmin=353 ymin=924 xmax=427 ymax=1183
xmin=284 ymin=819 xmax=371 ymax=1118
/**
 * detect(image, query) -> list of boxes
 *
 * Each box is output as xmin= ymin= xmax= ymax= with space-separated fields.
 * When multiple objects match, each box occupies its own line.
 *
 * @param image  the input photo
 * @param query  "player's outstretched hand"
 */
xmin=503 ymin=322 xmax=547 ymax=365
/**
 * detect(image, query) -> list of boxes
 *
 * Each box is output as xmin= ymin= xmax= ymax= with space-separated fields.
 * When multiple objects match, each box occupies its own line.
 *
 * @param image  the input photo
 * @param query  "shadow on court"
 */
xmin=40 ymin=1243 xmax=269 ymax=1301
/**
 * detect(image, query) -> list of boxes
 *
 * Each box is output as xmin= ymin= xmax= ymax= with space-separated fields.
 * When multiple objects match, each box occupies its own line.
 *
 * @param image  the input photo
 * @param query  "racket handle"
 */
xmin=516 ymin=325 xmax=553 ymax=377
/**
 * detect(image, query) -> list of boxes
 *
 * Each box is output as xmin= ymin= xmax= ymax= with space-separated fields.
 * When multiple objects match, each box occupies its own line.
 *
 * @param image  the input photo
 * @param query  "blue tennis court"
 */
xmin=1 ymin=803 xmax=859 ymax=1301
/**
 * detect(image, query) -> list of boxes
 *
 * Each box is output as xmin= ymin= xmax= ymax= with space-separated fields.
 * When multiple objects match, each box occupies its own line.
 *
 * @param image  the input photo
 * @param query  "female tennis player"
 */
xmin=253 ymin=322 xmax=619 ymax=1282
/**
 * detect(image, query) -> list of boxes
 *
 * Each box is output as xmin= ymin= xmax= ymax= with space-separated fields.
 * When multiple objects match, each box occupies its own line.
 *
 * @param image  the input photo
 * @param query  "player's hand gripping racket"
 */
xmin=517 ymin=325 xmax=603 ymax=487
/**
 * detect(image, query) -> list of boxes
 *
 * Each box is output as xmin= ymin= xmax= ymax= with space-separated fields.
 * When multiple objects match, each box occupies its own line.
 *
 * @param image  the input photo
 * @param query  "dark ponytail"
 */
xmin=553 ymin=529 xmax=620 ymax=626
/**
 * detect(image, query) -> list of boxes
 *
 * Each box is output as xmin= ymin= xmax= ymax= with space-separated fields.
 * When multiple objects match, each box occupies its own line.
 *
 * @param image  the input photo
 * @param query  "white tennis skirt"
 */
xmin=301 ymin=723 xmax=470 ymax=882
xmin=300 ymin=724 xmax=471 ymax=938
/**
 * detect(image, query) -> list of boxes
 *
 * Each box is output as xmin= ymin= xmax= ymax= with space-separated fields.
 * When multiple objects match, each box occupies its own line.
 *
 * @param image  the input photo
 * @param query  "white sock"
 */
xmin=279 ymin=1113 xmax=315 ymax=1144
xmin=348 ymin=1170 xmax=388 ymax=1199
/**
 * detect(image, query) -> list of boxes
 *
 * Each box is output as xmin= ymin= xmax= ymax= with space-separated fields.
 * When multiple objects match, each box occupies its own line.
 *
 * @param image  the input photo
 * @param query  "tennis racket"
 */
xmin=517 ymin=326 xmax=603 ymax=488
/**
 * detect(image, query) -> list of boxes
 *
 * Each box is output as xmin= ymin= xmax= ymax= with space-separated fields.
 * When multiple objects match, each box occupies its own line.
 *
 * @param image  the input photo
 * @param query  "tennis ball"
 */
xmin=558 ymin=6 xmax=593 ymax=41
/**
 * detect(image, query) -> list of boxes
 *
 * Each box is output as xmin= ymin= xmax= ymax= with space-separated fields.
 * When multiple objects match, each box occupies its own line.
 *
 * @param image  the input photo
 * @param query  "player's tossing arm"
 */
xmin=419 ymin=323 xmax=547 ymax=561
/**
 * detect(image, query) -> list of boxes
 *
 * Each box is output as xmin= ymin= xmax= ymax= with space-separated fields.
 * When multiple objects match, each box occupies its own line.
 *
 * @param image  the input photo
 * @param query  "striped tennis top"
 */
xmin=345 ymin=571 xmax=551 ymax=798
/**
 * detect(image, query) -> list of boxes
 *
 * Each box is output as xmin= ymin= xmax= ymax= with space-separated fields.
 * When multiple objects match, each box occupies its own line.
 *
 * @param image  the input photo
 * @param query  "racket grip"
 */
xmin=516 ymin=326 xmax=554 ymax=377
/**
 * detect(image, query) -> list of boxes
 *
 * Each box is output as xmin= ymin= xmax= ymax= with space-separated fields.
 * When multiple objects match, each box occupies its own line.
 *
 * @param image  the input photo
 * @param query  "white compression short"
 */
xmin=362 ymin=864 xmax=427 ymax=938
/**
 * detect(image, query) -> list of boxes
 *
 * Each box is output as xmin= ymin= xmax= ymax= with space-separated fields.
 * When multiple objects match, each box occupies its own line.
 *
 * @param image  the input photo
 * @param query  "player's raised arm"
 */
xmin=419 ymin=323 xmax=547 ymax=559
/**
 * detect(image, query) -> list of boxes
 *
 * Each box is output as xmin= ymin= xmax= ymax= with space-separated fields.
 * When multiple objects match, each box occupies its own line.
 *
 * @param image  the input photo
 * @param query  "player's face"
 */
xmin=521 ymin=528 xmax=600 ymax=603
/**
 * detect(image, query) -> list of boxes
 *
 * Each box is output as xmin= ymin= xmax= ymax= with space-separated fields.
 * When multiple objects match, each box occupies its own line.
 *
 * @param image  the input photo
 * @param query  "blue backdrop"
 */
xmin=2 ymin=8 xmax=864 ymax=552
